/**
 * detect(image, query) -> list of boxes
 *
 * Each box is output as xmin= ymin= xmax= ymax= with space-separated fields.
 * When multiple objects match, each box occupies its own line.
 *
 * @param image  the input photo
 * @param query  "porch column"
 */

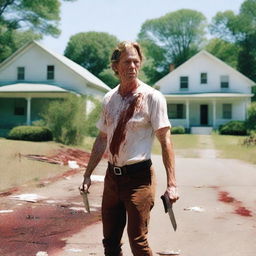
xmin=212 ymin=100 xmax=216 ymax=128
xmin=186 ymin=100 xmax=190 ymax=129
xmin=244 ymin=100 xmax=249 ymax=119
xmin=26 ymin=97 xmax=31 ymax=125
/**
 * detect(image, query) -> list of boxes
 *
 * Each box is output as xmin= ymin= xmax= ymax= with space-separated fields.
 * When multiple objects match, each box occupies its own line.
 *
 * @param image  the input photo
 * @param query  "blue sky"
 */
xmin=42 ymin=0 xmax=245 ymax=54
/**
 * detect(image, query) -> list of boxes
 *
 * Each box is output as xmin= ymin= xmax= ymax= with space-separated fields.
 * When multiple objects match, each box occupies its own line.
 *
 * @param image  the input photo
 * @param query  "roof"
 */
xmin=0 ymin=41 xmax=111 ymax=92
xmin=156 ymin=50 xmax=255 ymax=86
xmin=0 ymin=83 xmax=70 ymax=93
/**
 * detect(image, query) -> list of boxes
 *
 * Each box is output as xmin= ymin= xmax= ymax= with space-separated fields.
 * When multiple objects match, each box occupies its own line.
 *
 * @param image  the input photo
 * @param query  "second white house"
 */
xmin=155 ymin=50 xmax=255 ymax=134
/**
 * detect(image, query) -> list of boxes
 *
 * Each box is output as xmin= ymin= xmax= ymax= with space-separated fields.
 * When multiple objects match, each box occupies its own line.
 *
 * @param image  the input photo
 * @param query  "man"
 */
xmin=80 ymin=41 xmax=179 ymax=256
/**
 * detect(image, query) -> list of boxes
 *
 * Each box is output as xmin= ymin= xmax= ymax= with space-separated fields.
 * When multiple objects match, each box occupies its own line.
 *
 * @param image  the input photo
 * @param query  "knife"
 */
xmin=161 ymin=194 xmax=177 ymax=231
xmin=80 ymin=191 xmax=90 ymax=213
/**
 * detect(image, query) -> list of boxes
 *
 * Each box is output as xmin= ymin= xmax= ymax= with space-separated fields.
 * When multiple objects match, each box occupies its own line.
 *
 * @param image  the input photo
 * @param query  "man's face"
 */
xmin=115 ymin=47 xmax=141 ymax=83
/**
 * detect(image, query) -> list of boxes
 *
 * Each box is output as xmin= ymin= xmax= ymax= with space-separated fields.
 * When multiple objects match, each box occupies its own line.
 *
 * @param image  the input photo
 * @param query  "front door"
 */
xmin=200 ymin=105 xmax=208 ymax=125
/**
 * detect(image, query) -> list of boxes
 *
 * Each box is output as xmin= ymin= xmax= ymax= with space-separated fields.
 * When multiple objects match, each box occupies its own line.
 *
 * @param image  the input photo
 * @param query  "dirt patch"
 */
xmin=0 ymin=200 xmax=101 ymax=256
xmin=24 ymin=148 xmax=91 ymax=168
xmin=0 ymin=187 xmax=19 ymax=197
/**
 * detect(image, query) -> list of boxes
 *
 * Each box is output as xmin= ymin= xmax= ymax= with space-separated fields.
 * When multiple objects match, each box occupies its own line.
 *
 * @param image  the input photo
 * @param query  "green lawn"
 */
xmin=0 ymin=138 xmax=69 ymax=191
xmin=1 ymin=134 xmax=255 ymax=191
xmin=152 ymin=134 xmax=201 ymax=158
xmin=152 ymin=134 xmax=256 ymax=164
xmin=212 ymin=134 xmax=256 ymax=164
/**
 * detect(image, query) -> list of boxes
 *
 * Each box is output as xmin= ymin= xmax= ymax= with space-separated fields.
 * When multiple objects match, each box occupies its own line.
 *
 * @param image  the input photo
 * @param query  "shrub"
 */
xmin=84 ymin=97 xmax=102 ymax=137
xmin=242 ymin=132 xmax=256 ymax=146
xmin=7 ymin=126 xmax=53 ymax=141
xmin=219 ymin=121 xmax=247 ymax=135
xmin=246 ymin=102 xmax=256 ymax=131
xmin=41 ymin=95 xmax=87 ymax=145
xmin=171 ymin=126 xmax=185 ymax=134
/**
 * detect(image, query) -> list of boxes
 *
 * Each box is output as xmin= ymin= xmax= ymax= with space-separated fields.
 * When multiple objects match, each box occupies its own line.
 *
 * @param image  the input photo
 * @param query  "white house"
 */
xmin=155 ymin=50 xmax=255 ymax=134
xmin=0 ymin=41 xmax=111 ymax=129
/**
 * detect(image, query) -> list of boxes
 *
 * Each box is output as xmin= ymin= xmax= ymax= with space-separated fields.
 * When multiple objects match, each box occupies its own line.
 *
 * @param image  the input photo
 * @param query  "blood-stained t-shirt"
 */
xmin=97 ymin=80 xmax=171 ymax=166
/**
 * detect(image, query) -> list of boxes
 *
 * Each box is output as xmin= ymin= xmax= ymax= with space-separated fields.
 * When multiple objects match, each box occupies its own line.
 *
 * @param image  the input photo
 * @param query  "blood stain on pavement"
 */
xmin=218 ymin=191 xmax=235 ymax=203
xmin=218 ymin=191 xmax=253 ymax=217
xmin=235 ymin=206 xmax=253 ymax=217
xmin=0 ymin=204 xmax=101 ymax=256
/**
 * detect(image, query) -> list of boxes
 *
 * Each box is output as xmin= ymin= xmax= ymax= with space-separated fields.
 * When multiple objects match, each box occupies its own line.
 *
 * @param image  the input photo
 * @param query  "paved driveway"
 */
xmin=62 ymin=154 xmax=256 ymax=256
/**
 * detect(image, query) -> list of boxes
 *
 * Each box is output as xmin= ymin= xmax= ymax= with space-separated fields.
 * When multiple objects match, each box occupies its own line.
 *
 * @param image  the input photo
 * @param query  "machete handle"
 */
xmin=161 ymin=195 xmax=168 ymax=213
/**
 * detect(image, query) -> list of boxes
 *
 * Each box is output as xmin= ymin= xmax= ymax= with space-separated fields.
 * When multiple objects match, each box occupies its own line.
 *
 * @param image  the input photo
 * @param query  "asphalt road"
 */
xmin=61 ymin=154 xmax=256 ymax=256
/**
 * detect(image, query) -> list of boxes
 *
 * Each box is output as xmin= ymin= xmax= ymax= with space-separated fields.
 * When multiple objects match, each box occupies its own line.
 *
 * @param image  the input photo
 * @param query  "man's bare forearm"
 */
xmin=83 ymin=132 xmax=107 ymax=178
xmin=155 ymin=127 xmax=177 ymax=187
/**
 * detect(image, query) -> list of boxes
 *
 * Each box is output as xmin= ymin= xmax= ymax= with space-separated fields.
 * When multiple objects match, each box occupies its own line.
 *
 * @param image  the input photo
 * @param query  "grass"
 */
xmin=152 ymin=134 xmax=256 ymax=164
xmin=1 ymin=133 xmax=255 ymax=191
xmin=0 ymin=138 xmax=69 ymax=191
xmin=212 ymin=134 xmax=256 ymax=164
xmin=152 ymin=134 xmax=201 ymax=157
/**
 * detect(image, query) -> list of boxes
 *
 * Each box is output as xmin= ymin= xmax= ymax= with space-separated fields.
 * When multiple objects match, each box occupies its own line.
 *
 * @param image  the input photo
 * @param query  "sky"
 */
xmin=42 ymin=0 xmax=245 ymax=54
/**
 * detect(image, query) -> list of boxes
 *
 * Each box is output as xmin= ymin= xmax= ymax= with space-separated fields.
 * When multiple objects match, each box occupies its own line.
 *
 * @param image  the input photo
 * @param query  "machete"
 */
xmin=80 ymin=190 xmax=90 ymax=213
xmin=161 ymin=194 xmax=177 ymax=231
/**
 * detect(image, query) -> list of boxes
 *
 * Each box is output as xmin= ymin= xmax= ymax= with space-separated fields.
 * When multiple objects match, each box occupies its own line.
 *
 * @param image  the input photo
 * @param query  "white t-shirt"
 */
xmin=97 ymin=81 xmax=171 ymax=166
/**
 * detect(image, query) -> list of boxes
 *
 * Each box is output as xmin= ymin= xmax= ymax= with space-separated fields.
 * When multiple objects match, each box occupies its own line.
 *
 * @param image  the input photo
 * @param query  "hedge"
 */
xmin=171 ymin=126 xmax=185 ymax=134
xmin=219 ymin=121 xmax=247 ymax=135
xmin=7 ymin=126 xmax=53 ymax=141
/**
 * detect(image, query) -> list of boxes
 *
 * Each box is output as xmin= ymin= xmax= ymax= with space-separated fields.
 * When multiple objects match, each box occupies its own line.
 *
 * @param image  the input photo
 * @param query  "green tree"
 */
xmin=205 ymin=38 xmax=240 ymax=68
xmin=41 ymin=95 xmax=86 ymax=145
xmin=139 ymin=40 xmax=168 ymax=85
xmin=252 ymin=86 xmax=256 ymax=102
xmin=210 ymin=0 xmax=256 ymax=81
xmin=0 ymin=0 xmax=76 ymax=62
xmin=0 ymin=28 xmax=41 ymax=61
xmin=98 ymin=68 xmax=119 ymax=89
xmin=64 ymin=32 xmax=119 ymax=77
xmin=138 ymin=9 xmax=207 ymax=84
xmin=246 ymin=102 xmax=256 ymax=131
xmin=84 ymin=97 xmax=102 ymax=137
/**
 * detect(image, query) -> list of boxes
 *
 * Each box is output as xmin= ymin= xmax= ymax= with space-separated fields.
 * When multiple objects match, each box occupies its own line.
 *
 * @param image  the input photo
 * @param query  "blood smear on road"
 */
xmin=218 ymin=191 xmax=253 ymax=217
xmin=0 ymin=204 xmax=100 ymax=256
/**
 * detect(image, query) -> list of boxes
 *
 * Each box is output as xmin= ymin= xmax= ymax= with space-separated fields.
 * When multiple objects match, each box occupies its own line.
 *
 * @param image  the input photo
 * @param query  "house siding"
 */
xmin=0 ymin=41 xmax=109 ymax=129
xmin=158 ymin=51 xmax=254 ymax=132
xmin=159 ymin=53 xmax=252 ymax=95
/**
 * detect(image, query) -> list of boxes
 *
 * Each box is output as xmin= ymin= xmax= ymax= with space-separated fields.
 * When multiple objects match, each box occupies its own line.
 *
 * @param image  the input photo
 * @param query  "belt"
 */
xmin=108 ymin=159 xmax=152 ymax=176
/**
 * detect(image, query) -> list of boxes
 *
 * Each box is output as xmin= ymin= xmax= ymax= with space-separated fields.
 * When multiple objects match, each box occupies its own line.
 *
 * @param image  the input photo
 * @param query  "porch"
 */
xmin=165 ymin=93 xmax=252 ymax=132
xmin=0 ymin=83 xmax=71 ymax=128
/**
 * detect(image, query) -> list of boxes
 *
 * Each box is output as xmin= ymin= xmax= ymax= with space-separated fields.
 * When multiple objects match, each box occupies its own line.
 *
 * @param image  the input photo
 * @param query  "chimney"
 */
xmin=169 ymin=63 xmax=175 ymax=72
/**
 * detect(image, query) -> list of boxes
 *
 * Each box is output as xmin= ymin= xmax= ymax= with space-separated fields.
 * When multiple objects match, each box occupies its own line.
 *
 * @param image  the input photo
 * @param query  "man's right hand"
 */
xmin=79 ymin=176 xmax=91 ymax=194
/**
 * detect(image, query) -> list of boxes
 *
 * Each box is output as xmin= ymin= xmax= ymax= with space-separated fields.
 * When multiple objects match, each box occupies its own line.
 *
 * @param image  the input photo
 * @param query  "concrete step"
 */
xmin=191 ymin=127 xmax=213 ymax=135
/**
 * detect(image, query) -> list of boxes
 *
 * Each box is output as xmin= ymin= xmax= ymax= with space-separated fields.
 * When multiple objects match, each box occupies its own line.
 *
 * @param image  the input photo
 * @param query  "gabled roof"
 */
xmin=156 ymin=50 xmax=255 ymax=86
xmin=0 ymin=41 xmax=111 ymax=92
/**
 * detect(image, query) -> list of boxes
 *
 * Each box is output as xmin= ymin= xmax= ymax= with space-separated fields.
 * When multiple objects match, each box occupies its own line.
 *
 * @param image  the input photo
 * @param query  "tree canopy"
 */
xmin=64 ymin=31 xmax=119 ymax=88
xmin=210 ymin=0 xmax=256 ymax=81
xmin=137 ymin=9 xmax=207 ymax=84
xmin=205 ymin=38 xmax=240 ymax=68
xmin=0 ymin=0 xmax=76 ymax=62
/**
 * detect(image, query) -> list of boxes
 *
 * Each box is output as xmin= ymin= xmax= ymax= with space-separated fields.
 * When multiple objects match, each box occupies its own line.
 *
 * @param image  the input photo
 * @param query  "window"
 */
xmin=220 ymin=75 xmax=229 ymax=88
xmin=201 ymin=73 xmax=207 ymax=84
xmin=180 ymin=76 xmax=188 ymax=89
xmin=17 ymin=67 xmax=25 ymax=80
xmin=222 ymin=104 xmax=232 ymax=119
xmin=167 ymin=104 xmax=185 ymax=119
xmin=47 ymin=65 xmax=55 ymax=80
xmin=14 ymin=99 xmax=25 ymax=116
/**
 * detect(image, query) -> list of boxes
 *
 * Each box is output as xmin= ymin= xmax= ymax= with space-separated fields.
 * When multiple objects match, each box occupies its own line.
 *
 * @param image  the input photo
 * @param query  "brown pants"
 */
xmin=102 ymin=163 xmax=155 ymax=256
